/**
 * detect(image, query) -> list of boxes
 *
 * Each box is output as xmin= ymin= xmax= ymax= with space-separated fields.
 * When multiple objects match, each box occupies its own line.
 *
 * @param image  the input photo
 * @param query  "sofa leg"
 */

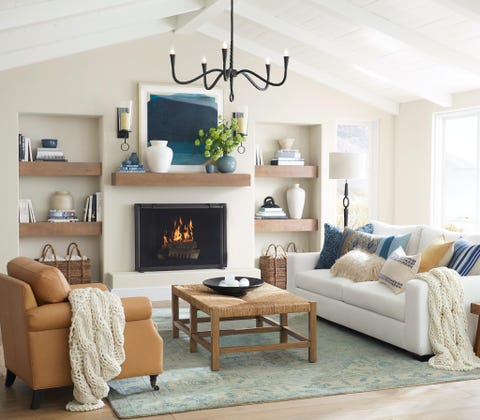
xmin=5 ymin=369 xmax=16 ymax=387
xmin=149 ymin=375 xmax=159 ymax=391
xmin=30 ymin=390 xmax=43 ymax=409
xmin=414 ymin=354 xmax=431 ymax=362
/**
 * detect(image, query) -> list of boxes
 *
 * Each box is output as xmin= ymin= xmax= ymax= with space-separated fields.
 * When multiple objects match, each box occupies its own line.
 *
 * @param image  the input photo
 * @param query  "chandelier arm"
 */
xmin=237 ymin=57 xmax=289 ymax=87
xmin=239 ymin=71 xmax=270 ymax=91
xmin=203 ymin=71 xmax=225 ymax=90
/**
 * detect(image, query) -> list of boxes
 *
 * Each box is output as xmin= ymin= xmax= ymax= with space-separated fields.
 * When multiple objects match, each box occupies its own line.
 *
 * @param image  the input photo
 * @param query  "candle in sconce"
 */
xmin=120 ymin=112 xmax=131 ymax=131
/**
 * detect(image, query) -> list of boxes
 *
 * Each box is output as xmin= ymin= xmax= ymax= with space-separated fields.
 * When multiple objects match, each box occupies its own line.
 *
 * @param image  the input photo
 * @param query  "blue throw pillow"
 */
xmin=315 ymin=223 xmax=373 ymax=269
xmin=448 ymin=239 xmax=480 ymax=276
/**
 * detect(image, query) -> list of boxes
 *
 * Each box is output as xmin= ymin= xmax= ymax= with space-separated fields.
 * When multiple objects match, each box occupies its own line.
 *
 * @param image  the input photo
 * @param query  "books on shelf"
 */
xmin=275 ymin=149 xmax=301 ymax=159
xmin=36 ymin=147 xmax=67 ymax=161
xmin=255 ymin=207 xmax=288 ymax=219
xmin=18 ymin=134 xmax=33 ymax=162
xmin=255 ymin=144 xmax=264 ymax=165
xmin=270 ymin=158 xmax=305 ymax=166
xmin=18 ymin=199 xmax=36 ymax=223
xmin=83 ymin=192 xmax=102 ymax=222
xmin=47 ymin=209 xmax=78 ymax=222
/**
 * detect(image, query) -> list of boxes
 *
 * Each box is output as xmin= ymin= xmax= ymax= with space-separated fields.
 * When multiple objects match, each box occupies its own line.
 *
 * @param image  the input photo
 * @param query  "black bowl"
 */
xmin=41 ymin=138 xmax=58 ymax=148
xmin=203 ymin=277 xmax=264 ymax=297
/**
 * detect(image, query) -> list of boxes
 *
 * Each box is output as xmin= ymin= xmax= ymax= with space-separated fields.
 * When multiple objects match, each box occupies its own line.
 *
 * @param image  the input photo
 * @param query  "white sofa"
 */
xmin=287 ymin=221 xmax=480 ymax=356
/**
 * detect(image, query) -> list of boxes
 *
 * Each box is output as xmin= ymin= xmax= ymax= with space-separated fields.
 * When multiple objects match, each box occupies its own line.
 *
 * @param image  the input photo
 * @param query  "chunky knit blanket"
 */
xmin=415 ymin=267 xmax=480 ymax=371
xmin=66 ymin=288 xmax=125 ymax=412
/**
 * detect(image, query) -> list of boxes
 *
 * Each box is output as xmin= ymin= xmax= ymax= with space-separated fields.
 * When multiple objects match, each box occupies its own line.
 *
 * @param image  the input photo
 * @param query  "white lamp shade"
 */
xmin=329 ymin=152 xmax=365 ymax=180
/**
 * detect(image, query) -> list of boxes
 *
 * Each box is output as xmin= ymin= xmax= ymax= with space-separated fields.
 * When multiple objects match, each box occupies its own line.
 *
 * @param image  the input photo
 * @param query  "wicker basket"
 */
xmin=259 ymin=243 xmax=297 ymax=289
xmin=36 ymin=242 xmax=92 ymax=285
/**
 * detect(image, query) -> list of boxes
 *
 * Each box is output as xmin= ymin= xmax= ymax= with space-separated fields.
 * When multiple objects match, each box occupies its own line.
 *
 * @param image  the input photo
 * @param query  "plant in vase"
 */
xmin=194 ymin=117 xmax=245 ymax=173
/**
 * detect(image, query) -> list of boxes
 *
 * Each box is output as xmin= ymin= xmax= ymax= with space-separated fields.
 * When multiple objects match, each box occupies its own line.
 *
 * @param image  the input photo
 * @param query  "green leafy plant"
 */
xmin=194 ymin=117 xmax=244 ymax=161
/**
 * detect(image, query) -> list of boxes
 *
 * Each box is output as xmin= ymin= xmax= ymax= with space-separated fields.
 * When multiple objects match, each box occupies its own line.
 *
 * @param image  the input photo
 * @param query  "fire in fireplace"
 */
xmin=134 ymin=203 xmax=227 ymax=271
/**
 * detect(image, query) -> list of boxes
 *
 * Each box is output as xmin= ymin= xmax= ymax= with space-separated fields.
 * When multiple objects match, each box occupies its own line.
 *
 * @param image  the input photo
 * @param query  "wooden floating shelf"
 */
xmin=255 ymin=165 xmax=318 ymax=178
xmin=19 ymin=162 xmax=102 ymax=176
xmin=20 ymin=222 xmax=102 ymax=237
xmin=111 ymin=172 xmax=251 ymax=187
xmin=255 ymin=218 xmax=318 ymax=232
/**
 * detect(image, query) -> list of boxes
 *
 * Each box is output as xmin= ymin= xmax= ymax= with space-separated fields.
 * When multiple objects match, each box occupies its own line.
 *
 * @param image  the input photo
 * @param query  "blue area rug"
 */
xmin=108 ymin=308 xmax=480 ymax=418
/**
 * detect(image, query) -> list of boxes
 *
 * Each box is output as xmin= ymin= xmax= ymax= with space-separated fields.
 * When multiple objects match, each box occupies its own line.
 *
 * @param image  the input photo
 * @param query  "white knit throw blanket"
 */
xmin=66 ymin=288 xmax=126 ymax=412
xmin=415 ymin=267 xmax=480 ymax=371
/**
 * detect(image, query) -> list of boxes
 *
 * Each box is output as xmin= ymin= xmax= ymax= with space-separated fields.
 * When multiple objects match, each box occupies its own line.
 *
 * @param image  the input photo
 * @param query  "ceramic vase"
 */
xmin=286 ymin=184 xmax=305 ymax=219
xmin=216 ymin=155 xmax=236 ymax=173
xmin=146 ymin=140 xmax=173 ymax=173
xmin=50 ymin=191 xmax=74 ymax=210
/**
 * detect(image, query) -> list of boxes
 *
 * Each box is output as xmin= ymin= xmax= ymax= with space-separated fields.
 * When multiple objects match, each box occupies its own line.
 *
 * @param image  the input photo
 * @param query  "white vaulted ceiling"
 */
xmin=3 ymin=0 xmax=480 ymax=114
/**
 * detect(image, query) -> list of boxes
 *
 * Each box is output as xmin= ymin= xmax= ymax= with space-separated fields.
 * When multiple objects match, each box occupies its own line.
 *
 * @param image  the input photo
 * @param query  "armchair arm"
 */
xmin=70 ymin=282 xmax=108 ymax=291
xmin=121 ymin=297 xmax=153 ymax=322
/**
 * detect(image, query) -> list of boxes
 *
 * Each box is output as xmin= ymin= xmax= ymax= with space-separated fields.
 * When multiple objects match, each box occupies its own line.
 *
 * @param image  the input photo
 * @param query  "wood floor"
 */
xmin=2 ymin=305 xmax=480 ymax=419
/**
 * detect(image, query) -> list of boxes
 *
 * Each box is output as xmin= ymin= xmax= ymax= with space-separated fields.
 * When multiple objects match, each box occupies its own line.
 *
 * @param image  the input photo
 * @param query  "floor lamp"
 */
xmin=329 ymin=152 xmax=365 ymax=228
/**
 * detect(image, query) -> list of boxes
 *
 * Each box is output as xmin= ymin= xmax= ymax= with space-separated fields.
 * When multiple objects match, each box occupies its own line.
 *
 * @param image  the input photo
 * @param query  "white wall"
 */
xmin=395 ymin=90 xmax=480 ymax=225
xmin=0 ymin=32 xmax=395 ymax=280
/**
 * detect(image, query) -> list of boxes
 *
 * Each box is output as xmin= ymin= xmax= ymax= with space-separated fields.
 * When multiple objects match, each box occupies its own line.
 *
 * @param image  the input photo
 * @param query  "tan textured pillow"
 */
xmin=418 ymin=235 xmax=454 ymax=273
xmin=7 ymin=257 xmax=70 ymax=305
xmin=331 ymin=249 xmax=385 ymax=282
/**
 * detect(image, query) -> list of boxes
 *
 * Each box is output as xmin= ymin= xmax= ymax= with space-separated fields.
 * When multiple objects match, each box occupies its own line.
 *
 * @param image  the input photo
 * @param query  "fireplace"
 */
xmin=134 ymin=203 xmax=227 ymax=271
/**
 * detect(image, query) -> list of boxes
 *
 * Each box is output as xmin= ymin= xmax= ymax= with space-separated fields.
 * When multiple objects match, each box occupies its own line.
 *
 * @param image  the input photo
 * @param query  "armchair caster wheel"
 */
xmin=149 ymin=375 xmax=160 ymax=391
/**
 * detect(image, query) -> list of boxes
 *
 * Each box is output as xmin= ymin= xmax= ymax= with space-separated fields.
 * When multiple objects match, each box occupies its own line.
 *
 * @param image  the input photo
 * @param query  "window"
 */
xmin=433 ymin=109 xmax=480 ymax=233
xmin=335 ymin=121 xmax=378 ymax=227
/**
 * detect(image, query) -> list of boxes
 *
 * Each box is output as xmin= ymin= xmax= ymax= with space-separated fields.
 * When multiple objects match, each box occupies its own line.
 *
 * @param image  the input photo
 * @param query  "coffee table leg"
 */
xmin=172 ymin=288 xmax=179 ymax=339
xmin=211 ymin=312 xmax=220 ymax=371
xmin=280 ymin=313 xmax=288 ymax=343
xmin=309 ymin=302 xmax=317 ymax=362
xmin=190 ymin=305 xmax=198 ymax=353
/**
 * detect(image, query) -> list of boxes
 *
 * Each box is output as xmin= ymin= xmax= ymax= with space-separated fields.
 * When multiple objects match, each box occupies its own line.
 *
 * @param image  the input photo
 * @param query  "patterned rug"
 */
xmin=108 ymin=308 xmax=480 ymax=418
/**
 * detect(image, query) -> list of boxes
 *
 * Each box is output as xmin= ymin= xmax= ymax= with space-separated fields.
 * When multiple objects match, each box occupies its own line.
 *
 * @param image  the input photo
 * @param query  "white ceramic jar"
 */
xmin=50 ymin=191 xmax=74 ymax=210
xmin=286 ymin=184 xmax=305 ymax=219
xmin=145 ymin=140 xmax=173 ymax=173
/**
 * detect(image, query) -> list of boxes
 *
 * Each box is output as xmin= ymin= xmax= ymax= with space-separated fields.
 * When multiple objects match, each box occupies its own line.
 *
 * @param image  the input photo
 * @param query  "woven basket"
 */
xmin=36 ymin=242 xmax=91 ymax=285
xmin=259 ymin=242 xmax=297 ymax=289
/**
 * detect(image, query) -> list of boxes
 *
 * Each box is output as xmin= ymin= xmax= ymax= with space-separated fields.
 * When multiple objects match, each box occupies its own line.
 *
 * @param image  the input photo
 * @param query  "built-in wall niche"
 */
xmin=253 ymin=121 xmax=321 ymax=267
xmin=18 ymin=113 xmax=102 ymax=281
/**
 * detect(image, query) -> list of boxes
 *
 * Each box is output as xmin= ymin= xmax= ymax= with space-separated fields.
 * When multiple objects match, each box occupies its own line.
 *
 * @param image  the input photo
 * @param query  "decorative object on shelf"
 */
xmin=169 ymin=0 xmax=289 ymax=102
xmin=129 ymin=152 xmax=140 ymax=165
xmin=117 ymin=100 xmax=132 ymax=151
xmin=194 ymin=117 xmax=245 ymax=170
xmin=36 ymin=242 xmax=92 ymax=285
xmin=329 ymin=152 xmax=365 ymax=228
xmin=205 ymin=163 xmax=216 ymax=173
xmin=286 ymin=183 xmax=305 ymax=219
xmin=278 ymin=138 xmax=295 ymax=149
xmin=145 ymin=140 xmax=173 ymax=173
xmin=232 ymin=106 xmax=248 ymax=154
xmin=41 ymin=138 xmax=58 ymax=148
xmin=255 ymin=196 xmax=287 ymax=219
xmin=259 ymin=242 xmax=297 ymax=289
xmin=139 ymin=84 xmax=222 ymax=169
xmin=50 ymin=191 xmax=74 ymax=211
xmin=216 ymin=154 xmax=236 ymax=173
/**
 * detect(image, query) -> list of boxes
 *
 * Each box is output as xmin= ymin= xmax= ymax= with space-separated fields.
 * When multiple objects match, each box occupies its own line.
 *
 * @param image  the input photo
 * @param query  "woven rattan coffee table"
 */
xmin=172 ymin=282 xmax=317 ymax=371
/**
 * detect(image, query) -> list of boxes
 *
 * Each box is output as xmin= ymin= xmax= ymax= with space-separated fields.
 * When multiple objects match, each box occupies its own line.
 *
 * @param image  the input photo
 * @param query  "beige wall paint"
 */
xmin=0 ymin=32 xmax=394 ymax=279
xmin=395 ymin=90 xmax=480 ymax=225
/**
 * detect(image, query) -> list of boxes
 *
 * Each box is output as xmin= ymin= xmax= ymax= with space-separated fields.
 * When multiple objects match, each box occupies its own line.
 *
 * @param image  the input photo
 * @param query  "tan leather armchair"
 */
xmin=0 ymin=257 xmax=163 ymax=409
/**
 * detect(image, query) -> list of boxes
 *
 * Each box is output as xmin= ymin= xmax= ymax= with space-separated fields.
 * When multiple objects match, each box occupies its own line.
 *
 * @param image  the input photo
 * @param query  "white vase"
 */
xmin=286 ymin=184 xmax=305 ymax=219
xmin=145 ymin=140 xmax=173 ymax=173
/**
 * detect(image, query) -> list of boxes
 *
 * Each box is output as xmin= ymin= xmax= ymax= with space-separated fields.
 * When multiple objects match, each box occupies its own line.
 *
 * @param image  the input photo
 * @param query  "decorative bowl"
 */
xmin=278 ymin=138 xmax=295 ymax=149
xmin=203 ymin=277 xmax=264 ymax=297
xmin=41 ymin=138 xmax=58 ymax=148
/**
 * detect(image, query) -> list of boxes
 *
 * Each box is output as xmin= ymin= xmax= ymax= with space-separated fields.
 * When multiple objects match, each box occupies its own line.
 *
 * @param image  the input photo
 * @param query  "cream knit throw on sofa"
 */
xmin=66 ymin=288 xmax=125 ymax=412
xmin=415 ymin=267 xmax=480 ymax=371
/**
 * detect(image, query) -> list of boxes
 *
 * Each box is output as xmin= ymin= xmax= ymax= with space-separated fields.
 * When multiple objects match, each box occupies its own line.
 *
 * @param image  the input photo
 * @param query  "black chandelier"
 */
xmin=169 ymin=0 xmax=289 ymax=102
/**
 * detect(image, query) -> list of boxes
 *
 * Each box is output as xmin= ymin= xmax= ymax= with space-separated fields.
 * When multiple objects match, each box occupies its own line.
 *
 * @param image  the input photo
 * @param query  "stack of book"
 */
xmin=118 ymin=162 xmax=145 ymax=173
xmin=255 ymin=207 xmax=288 ymax=219
xmin=270 ymin=149 xmax=305 ymax=166
xmin=36 ymin=147 xmax=67 ymax=161
xmin=18 ymin=134 xmax=33 ymax=161
xmin=18 ymin=199 xmax=36 ymax=223
xmin=83 ymin=192 xmax=102 ymax=222
xmin=48 ymin=209 xmax=78 ymax=222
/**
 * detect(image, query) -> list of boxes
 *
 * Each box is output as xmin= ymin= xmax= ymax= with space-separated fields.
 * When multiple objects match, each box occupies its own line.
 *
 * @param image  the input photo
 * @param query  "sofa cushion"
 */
xmin=295 ymin=269 xmax=353 ymax=301
xmin=418 ymin=235 xmax=455 ymax=273
xmin=378 ymin=247 xmax=421 ymax=294
xmin=448 ymin=239 xmax=480 ymax=276
xmin=343 ymin=281 xmax=406 ymax=322
xmin=371 ymin=220 xmax=422 ymax=255
xmin=418 ymin=226 xmax=461 ymax=253
xmin=7 ymin=257 xmax=70 ymax=305
xmin=315 ymin=223 xmax=373 ymax=269
xmin=330 ymin=250 xmax=385 ymax=282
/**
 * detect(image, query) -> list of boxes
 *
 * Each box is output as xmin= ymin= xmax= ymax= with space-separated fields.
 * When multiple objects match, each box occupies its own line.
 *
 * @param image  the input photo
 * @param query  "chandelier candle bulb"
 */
xmin=265 ymin=57 xmax=271 ymax=65
xmin=284 ymin=50 xmax=289 ymax=57
xmin=222 ymin=41 xmax=227 ymax=49
xmin=170 ymin=47 xmax=175 ymax=55
xmin=202 ymin=57 xmax=207 ymax=64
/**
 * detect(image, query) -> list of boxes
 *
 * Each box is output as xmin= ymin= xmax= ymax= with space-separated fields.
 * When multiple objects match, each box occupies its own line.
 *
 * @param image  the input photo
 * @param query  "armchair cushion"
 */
xmin=7 ymin=257 xmax=70 ymax=305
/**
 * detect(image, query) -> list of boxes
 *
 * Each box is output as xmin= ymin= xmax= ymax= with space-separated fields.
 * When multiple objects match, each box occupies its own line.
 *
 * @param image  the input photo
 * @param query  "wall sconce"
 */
xmin=232 ymin=106 xmax=248 ymax=154
xmin=117 ymin=100 xmax=132 ymax=151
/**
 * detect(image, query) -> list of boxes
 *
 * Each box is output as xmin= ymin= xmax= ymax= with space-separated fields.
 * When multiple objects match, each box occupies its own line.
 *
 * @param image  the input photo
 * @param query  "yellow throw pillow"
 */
xmin=418 ymin=235 xmax=454 ymax=273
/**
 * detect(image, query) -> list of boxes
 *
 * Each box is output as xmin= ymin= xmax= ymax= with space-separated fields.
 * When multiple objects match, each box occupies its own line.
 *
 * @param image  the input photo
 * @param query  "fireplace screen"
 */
xmin=134 ymin=203 xmax=227 ymax=271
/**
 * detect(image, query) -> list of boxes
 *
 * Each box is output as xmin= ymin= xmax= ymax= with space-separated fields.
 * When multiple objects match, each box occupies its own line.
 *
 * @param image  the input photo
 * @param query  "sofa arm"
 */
xmin=287 ymin=252 xmax=319 ymax=292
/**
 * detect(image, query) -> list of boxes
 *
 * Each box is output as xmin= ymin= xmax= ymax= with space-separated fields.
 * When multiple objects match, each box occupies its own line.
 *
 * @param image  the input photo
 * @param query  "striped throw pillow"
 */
xmin=448 ymin=240 xmax=480 ymax=276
